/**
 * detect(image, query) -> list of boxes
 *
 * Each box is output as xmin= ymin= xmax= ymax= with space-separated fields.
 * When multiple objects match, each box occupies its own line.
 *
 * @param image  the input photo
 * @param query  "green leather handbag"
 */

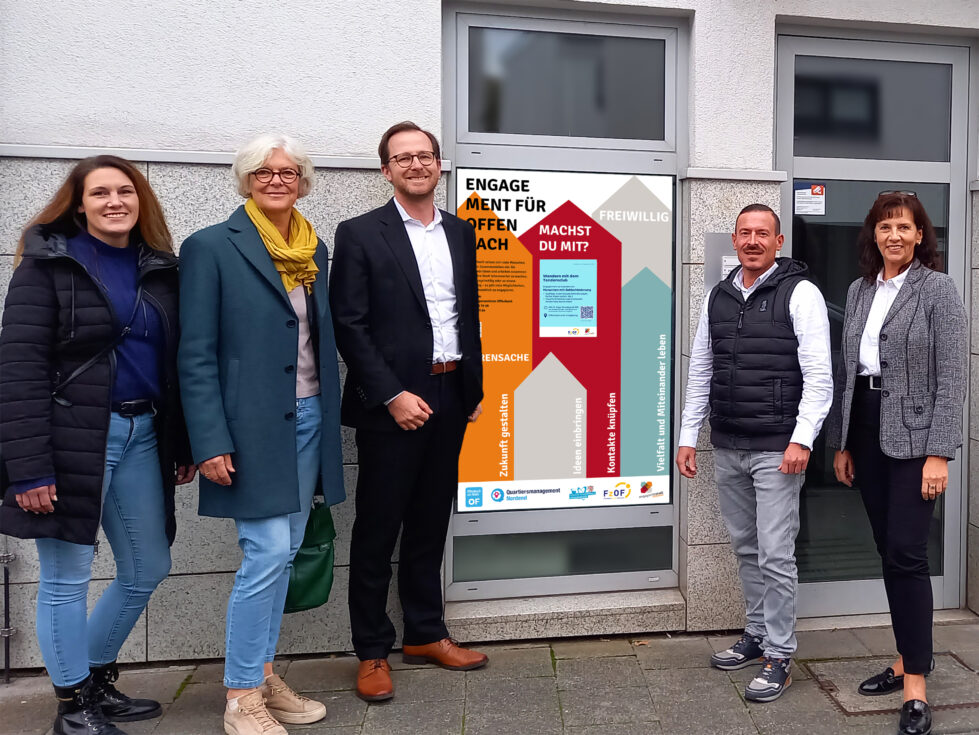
xmin=284 ymin=500 xmax=336 ymax=613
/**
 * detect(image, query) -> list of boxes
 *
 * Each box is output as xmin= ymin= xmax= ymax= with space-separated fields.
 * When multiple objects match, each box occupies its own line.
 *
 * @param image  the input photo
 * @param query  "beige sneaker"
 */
xmin=224 ymin=689 xmax=286 ymax=735
xmin=262 ymin=673 xmax=327 ymax=725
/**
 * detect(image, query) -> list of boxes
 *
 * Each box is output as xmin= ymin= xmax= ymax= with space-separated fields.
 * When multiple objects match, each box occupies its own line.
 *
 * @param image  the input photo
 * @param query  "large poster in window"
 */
xmin=455 ymin=169 xmax=674 ymax=511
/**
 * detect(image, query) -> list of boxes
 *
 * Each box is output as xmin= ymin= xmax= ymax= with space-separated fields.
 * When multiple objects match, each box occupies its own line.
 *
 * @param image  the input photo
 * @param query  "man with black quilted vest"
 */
xmin=676 ymin=203 xmax=832 ymax=703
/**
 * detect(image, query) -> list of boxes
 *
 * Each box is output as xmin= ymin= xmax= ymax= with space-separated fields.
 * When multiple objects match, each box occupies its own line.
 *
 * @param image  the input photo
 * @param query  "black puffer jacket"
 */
xmin=0 ymin=226 xmax=191 ymax=545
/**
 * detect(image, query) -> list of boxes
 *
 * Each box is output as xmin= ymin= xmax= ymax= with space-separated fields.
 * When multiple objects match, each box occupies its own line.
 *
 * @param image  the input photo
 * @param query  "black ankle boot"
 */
xmin=53 ymin=677 xmax=127 ymax=734
xmin=89 ymin=661 xmax=162 ymax=722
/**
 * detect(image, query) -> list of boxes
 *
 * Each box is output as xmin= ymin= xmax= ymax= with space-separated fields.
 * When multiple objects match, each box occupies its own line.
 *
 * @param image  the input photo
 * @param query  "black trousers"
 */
xmin=849 ymin=384 xmax=933 ymax=674
xmin=348 ymin=370 xmax=468 ymax=660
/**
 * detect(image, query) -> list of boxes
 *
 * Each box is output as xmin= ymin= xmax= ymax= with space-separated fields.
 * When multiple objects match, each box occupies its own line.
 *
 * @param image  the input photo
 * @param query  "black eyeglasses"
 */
xmin=878 ymin=190 xmax=917 ymax=197
xmin=251 ymin=168 xmax=300 ymax=184
xmin=388 ymin=152 xmax=437 ymax=168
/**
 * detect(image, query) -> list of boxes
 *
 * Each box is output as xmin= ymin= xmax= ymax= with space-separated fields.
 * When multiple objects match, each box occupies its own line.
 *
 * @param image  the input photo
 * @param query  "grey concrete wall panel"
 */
xmin=682 ymin=542 xmax=745 ymax=632
xmin=148 ymin=161 xmax=443 ymax=256
xmin=147 ymin=163 xmax=242 ymax=250
xmin=0 ymin=255 xmax=15 ymax=323
xmin=0 ymin=158 xmax=80 ymax=255
xmin=0 ymin=159 xmax=150 ymax=257
xmin=686 ymin=179 xmax=780 ymax=266
xmin=513 ymin=353 xmax=587 ymax=480
xmin=4 ymin=580 xmax=146 ymax=669
xmin=167 ymin=482 xmax=243 ymax=576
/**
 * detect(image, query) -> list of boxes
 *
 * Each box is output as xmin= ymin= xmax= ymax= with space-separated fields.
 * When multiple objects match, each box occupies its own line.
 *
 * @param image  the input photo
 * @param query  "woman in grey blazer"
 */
xmin=827 ymin=192 xmax=967 ymax=735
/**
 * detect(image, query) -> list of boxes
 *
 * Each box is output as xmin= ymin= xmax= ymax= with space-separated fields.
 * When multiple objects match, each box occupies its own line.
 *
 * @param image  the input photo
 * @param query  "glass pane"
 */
xmin=792 ymin=179 xmax=947 ymax=582
xmin=453 ymin=526 xmax=671 ymax=582
xmin=794 ymin=56 xmax=952 ymax=162
xmin=469 ymin=26 xmax=666 ymax=140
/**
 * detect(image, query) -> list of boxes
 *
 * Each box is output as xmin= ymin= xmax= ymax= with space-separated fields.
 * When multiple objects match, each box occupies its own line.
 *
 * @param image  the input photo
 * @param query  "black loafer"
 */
xmin=859 ymin=666 xmax=902 ymax=696
xmin=858 ymin=658 xmax=936 ymax=697
xmin=898 ymin=699 xmax=932 ymax=735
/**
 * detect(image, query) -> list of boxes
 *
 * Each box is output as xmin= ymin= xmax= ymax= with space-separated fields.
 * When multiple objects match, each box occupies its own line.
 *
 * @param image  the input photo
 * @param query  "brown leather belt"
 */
xmin=431 ymin=361 xmax=458 ymax=375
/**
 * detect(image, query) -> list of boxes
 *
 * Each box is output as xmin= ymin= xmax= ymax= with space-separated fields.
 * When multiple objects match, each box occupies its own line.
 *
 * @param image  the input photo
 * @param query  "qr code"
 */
xmin=580 ymin=306 xmax=594 ymax=319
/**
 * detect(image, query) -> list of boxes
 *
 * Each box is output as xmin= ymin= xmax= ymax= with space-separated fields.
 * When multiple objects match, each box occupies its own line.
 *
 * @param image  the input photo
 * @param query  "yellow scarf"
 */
xmin=244 ymin=197 xmax=319 ymax=293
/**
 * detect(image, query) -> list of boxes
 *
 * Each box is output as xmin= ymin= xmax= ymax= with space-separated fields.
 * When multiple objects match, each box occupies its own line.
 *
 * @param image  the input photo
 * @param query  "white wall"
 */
xmin=0 ymin=0 xmax=442 ymax=156
xmin=1 ymin=1 xmax=977 ymax=168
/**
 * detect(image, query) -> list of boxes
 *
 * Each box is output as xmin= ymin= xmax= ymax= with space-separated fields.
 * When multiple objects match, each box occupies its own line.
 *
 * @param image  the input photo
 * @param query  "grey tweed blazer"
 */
xmin=825 ymin=260 xmax=967 ymax=459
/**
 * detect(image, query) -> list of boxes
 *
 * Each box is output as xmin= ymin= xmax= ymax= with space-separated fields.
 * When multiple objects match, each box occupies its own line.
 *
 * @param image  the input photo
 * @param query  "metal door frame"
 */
xmin=776 ymin=33 xmax=972 ymax=614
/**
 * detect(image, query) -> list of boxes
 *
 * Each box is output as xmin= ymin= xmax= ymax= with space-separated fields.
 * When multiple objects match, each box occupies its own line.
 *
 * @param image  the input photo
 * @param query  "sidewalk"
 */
xmin=5 ymin=618 xmax=979 ymax=735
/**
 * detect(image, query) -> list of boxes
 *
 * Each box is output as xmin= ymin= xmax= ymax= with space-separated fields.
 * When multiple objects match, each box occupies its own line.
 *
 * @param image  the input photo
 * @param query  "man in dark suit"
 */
xmin=330 ymin=121 xmax=487 ymax=702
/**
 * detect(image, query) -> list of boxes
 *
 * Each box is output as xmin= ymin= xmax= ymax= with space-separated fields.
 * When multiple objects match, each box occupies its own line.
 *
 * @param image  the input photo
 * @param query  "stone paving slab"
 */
xmin=8 ymin=624 xmax=979 ymax=734
xmin=361 ymin=698 xmax=463 ymax=735
xmin=284 ymin=656 xmax=360 ymax=693
xmin=463 ymin=645 xmax=554 ymax=680
xmin=555 ymin=655 xmax=646 ymax=690
xmin=464 ymin=674 xmax=560 ymax=714
xmin=745 ymin=678 xmax=850 ymax=735
xmin=807 ymin=653 xmax=979 ymax=715
xmin=551 ymin=636 xmax=635 ymax=659
xmin=558 ymin=685 xmax=658 ymax=728
xmin=632 ymin=633 xmax=715 ymax=670
xmin=851 ymin=625 xmax=899 ymax=656
xmin=464 ymin=707 xmax=564 ymax=735
xmin=566 ymin=725 xmax=664 ymax=734
xmin=794 ymin=628 xmax=874 ymax=660
xmin=645 ymin=666 xmax=757 ymax=734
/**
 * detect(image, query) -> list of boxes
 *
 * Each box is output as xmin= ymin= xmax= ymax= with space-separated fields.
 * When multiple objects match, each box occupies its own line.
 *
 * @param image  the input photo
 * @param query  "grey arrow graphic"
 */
xmin=514 ymin=353 xmax=587 ymax=480
xmin=592 ymin=176 xmax=673 ymax=286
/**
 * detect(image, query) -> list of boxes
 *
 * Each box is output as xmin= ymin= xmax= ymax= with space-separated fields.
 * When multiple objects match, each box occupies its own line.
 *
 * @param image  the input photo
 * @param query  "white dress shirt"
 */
xmin=393 ymin=198 xmax=461 ymax=364
xmin=857 ymin=269 xmax=908 ymax=376
xmin=679 ymin=262 xmax=834 ymax=450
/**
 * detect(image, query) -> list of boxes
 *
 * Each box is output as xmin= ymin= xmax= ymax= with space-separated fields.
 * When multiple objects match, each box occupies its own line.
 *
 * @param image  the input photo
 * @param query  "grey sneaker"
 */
xmin=709 ymin=632 xmax=764 ymax=670
xmin=745 ymin=657 xmax=792 ymax=702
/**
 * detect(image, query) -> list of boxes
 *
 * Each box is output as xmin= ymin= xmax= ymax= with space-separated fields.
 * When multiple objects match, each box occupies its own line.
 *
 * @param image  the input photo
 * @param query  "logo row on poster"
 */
xmin=459 ymin=476 xmax=668 ymax=512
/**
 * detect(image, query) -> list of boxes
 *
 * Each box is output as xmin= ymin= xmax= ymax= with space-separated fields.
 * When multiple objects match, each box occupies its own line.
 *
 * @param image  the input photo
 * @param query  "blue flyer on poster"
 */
xmin=539 ymin=259 xmax=598 ymax=337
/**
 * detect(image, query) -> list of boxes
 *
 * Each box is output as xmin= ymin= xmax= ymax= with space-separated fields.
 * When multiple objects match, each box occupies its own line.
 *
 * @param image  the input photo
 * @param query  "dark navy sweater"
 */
xmin=68 ymin=230 xmax=165 ymax=403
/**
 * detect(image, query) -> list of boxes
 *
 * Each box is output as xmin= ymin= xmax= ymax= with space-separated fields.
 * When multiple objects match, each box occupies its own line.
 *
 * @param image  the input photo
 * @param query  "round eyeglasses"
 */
xmin=388 ymin=152 xmax=437 ymax=168
xmin=251 ymin=168 xmax=300 ymax=184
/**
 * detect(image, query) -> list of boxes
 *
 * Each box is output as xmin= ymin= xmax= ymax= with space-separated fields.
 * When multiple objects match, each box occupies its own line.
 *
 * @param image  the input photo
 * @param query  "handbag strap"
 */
xmin=52 ymin=285 xmax=143 ymax=403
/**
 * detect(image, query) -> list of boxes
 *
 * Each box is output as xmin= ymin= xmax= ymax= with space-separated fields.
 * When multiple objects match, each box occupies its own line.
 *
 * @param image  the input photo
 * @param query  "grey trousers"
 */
xmin=714 ymin=448 xmax=804 ymax=658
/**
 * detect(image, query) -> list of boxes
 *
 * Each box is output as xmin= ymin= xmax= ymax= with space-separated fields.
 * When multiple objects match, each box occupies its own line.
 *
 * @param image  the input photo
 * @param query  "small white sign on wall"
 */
xmin=721 ymin=255 xmax=740 ymax=280
xmin=794 ymin=183 xmax=826 ymax=216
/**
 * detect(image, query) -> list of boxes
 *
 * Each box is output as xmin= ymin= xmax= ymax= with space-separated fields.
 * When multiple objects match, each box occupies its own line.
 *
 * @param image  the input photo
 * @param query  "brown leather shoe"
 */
xmin=356 ymin=659 xmax=393 ymax=702
xmin=402 ymin=638 xmax=489 ymax=671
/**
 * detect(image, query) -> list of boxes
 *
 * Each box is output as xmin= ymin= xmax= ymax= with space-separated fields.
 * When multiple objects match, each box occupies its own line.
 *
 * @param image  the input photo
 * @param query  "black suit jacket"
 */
xmin=330 ymin=198 xmax=483 ymax=431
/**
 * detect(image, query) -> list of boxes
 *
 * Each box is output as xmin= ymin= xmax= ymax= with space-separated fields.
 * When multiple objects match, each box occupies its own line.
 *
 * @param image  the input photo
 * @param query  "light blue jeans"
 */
xmin=35 ymin=412 xmax=171 ymax=687
xmin=713 ymin=448 xmax=804 ymax=659
xmin=224 ymin=395 xmax=322 ymax=689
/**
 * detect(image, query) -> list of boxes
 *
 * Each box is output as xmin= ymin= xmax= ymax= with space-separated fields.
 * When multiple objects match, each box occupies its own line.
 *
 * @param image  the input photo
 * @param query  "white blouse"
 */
xmin=857 ymin=268 xmax=909 ymax=376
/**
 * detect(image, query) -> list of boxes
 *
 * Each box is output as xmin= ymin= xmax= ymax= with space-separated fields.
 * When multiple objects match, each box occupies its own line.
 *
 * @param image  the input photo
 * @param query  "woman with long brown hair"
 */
xmin=0 ymin=155 xmax=195 ymax=735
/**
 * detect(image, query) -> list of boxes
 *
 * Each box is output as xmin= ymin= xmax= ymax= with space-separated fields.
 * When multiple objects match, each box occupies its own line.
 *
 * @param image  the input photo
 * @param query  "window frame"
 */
xmin=455 ymin=12 xmax=678 ymax=153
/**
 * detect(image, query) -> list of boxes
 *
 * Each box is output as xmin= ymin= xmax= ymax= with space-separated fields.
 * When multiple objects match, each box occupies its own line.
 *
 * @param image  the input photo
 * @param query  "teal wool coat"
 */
xmin=177 ymin=206 xmax=345 ymax=518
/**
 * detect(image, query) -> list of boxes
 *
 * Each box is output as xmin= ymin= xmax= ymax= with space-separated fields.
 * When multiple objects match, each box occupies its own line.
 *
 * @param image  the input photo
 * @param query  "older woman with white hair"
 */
xmin=178 ymin=134 xmax=345 ymax=735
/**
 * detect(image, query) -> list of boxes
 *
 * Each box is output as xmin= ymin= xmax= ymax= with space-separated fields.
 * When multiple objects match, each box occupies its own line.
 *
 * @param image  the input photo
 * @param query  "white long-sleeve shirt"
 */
xmin=678 ymin=263 xmax=834 ymax=450
xmin=385 ymin=199 xmax=462 ymax=405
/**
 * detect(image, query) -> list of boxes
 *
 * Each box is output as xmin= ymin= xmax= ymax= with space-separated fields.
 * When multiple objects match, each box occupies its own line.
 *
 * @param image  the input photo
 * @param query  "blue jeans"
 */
xmin=224 ymin=395 xmax=322 ymax=689
xmin=714 ymin=448 xmax=804 ymax=659
xmin=35 ymin=412 xmax=171 ymax=687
